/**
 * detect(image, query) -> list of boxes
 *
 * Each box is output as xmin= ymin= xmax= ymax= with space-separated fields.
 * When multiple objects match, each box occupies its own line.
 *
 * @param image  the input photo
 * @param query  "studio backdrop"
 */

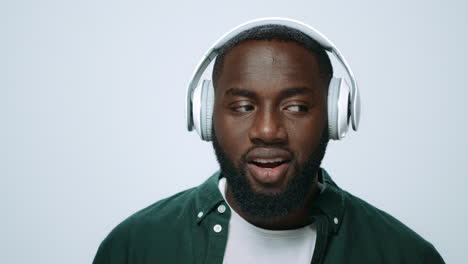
xmin=2 ymin=0 xmax=467 ymax=263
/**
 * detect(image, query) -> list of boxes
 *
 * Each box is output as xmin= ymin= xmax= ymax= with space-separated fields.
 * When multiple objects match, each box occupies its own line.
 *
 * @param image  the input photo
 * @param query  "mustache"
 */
xmin=240 ymin=143 xmax=295 ymax=164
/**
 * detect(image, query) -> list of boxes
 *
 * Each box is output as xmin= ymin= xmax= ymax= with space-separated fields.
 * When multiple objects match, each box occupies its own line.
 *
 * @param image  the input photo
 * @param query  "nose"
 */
xmin=248 ymin=107 xmax=288 ymax=145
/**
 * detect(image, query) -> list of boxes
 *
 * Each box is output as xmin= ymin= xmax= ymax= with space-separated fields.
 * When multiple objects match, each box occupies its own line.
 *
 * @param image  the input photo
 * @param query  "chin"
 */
xmin=211 ymin=127 xmax=328 ymax=220
xmin=244 ymin=165 xmax=295 ymax=195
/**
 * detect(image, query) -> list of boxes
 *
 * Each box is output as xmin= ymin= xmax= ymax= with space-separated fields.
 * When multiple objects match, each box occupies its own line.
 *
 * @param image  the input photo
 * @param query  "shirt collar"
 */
xmin=194 ymin=168 xmax=346 ymax=234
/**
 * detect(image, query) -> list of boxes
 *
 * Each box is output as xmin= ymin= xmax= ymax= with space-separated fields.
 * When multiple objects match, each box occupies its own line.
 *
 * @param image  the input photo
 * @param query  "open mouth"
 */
xmin=249 ymin=159 xmax=290 ymax=169
xmin=244 ymin=148 xmax=293 ymax=185
xmin=246 ymin=159 xmax=291 ymax=185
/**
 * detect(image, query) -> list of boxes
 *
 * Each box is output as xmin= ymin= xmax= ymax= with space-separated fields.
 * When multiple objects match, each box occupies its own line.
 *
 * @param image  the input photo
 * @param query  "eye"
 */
xmin=284 ymin=104 xmax=309 ymax=113
xmin=230 ymin=104 xmax=255 ymax=113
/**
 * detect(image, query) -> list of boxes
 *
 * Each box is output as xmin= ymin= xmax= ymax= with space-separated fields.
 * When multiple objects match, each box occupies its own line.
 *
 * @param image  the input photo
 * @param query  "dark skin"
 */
xmin=213 ymin=40 xmax=328 ymax=230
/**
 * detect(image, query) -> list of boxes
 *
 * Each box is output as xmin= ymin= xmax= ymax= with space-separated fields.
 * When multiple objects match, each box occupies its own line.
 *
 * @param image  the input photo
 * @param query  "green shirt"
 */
xmin=93 ymin=169 xmax=445 ymax=264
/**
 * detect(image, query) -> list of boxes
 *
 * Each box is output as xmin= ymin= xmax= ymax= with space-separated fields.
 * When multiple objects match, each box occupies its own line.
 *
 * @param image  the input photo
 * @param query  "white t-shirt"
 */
xmin=218 ymin=178 xmax=317 ymax=264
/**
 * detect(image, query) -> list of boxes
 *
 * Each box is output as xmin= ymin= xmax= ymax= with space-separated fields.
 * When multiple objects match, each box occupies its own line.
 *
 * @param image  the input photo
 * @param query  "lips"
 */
xmin=245 ymin=148 xmax=292 ymax=185
xmin=249 ymin=157 xmax=288 ymax=168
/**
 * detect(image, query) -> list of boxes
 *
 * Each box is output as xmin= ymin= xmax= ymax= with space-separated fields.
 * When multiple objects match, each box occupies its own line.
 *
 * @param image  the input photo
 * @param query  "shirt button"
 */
xmin=213 ymin=224 xmax=222 ymax=233
xmin=334 ymin=217 xmax=339 ymax=225
xmin=217 ymin=204 xmax=226 ymax=214
xmin=197 ymin=211 xmax=203 ymax=218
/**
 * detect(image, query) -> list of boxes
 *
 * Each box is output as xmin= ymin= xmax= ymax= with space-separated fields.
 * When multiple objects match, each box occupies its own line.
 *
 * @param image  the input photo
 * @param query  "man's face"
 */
xmin=212 ymin=40 xmax=329 ymax=220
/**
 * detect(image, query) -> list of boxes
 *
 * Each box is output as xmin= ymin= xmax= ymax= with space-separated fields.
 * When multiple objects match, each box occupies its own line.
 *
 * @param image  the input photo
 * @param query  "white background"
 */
xmin=2 ymin=0 xmax=467 ymax=263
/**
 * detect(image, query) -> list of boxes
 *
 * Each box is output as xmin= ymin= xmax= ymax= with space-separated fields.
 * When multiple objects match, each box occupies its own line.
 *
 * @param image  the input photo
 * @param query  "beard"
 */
xmin=211 ymin=126 xmax=329 ymax=221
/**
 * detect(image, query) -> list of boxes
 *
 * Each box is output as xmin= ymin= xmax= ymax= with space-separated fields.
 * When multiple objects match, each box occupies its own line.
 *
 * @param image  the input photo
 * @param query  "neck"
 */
xmin=225 ymin=175 xmax=323 ymax=230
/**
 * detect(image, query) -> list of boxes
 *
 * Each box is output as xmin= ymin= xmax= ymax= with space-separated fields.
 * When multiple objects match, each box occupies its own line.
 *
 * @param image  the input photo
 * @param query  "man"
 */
xmin=93 ymin=19 xmax=445 ymax=263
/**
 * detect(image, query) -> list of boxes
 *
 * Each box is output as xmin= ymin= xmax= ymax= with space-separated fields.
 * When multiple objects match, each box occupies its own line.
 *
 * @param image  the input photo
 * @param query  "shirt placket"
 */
xmin=202 ymin=202 xmax=231 ymax=264
xmin=310 ymin=215 xmax=330 ymax=264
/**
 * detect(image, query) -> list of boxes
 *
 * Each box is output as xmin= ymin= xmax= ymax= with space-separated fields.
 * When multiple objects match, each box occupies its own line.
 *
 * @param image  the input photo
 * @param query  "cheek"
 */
xmin=285 ymin=110 xmax=327 ymax=162
xmin=213 ymin=108 xmax=251 ymax=160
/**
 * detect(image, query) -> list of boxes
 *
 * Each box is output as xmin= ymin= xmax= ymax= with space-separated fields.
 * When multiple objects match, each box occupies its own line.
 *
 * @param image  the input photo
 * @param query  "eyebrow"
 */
xmin=224 ymin=88 xmax=257 ymax=99
xmin=279 ymin=86 xmax=314 ymax=97
xmin=224 ymin=86 xmax=314 ymax=99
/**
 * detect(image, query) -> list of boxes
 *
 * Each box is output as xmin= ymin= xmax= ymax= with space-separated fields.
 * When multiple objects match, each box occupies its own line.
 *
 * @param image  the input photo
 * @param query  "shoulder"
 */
xmin=341 ymin=189 xmax=444 ymax=262
xmin=131 ymin=186 xmax=199 ymax=225
xmin=110 ymin=185 xmax=198 ymax=237
xmin=344 ymin=190 xmax=421 ymax=239
xmin=92 ymin=171 xmax=223 ymax=263
xmin=93 ymin=186 xmax=199 ymax=263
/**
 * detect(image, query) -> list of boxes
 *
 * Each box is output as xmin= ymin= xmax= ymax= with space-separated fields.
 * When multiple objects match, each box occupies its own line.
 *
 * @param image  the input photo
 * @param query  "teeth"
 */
xmin=253 ymin=158 xmax=284 ymax=163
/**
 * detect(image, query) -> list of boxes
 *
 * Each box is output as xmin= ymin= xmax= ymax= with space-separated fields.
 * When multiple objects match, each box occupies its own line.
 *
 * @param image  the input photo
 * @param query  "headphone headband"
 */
xmin=186 ymin=17 xmax=360 ymax=132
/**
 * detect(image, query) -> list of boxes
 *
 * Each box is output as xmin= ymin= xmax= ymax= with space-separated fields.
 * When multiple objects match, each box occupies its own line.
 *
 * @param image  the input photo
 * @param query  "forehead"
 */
xmin=216 ymin=40 xmax=324 ymax=93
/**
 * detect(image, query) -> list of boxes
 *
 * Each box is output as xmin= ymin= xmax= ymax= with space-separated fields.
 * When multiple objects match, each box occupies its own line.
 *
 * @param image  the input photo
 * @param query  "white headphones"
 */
xmin=186 ymin=17 xmax=361 ymax=141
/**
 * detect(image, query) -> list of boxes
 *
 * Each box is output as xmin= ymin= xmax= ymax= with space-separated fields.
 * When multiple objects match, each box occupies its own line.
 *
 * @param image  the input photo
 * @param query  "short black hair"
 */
xmin=212 ymin=24 xmax=333 ymax=88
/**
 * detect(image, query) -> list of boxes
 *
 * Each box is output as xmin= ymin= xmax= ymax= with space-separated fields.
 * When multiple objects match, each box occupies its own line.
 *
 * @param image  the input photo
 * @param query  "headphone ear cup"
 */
xmin=328 ymin=77 xmax=351 ymax=140
xmin=200 ymin=80 xmax=215 ymax=141
xmin=191 ymin=80 xmax=203 ymax=138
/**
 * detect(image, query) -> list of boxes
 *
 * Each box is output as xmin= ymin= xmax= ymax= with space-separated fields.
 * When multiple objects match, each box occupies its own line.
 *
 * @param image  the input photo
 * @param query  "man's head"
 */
xmin=211 ymin=25 xmax=332 ymax=221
